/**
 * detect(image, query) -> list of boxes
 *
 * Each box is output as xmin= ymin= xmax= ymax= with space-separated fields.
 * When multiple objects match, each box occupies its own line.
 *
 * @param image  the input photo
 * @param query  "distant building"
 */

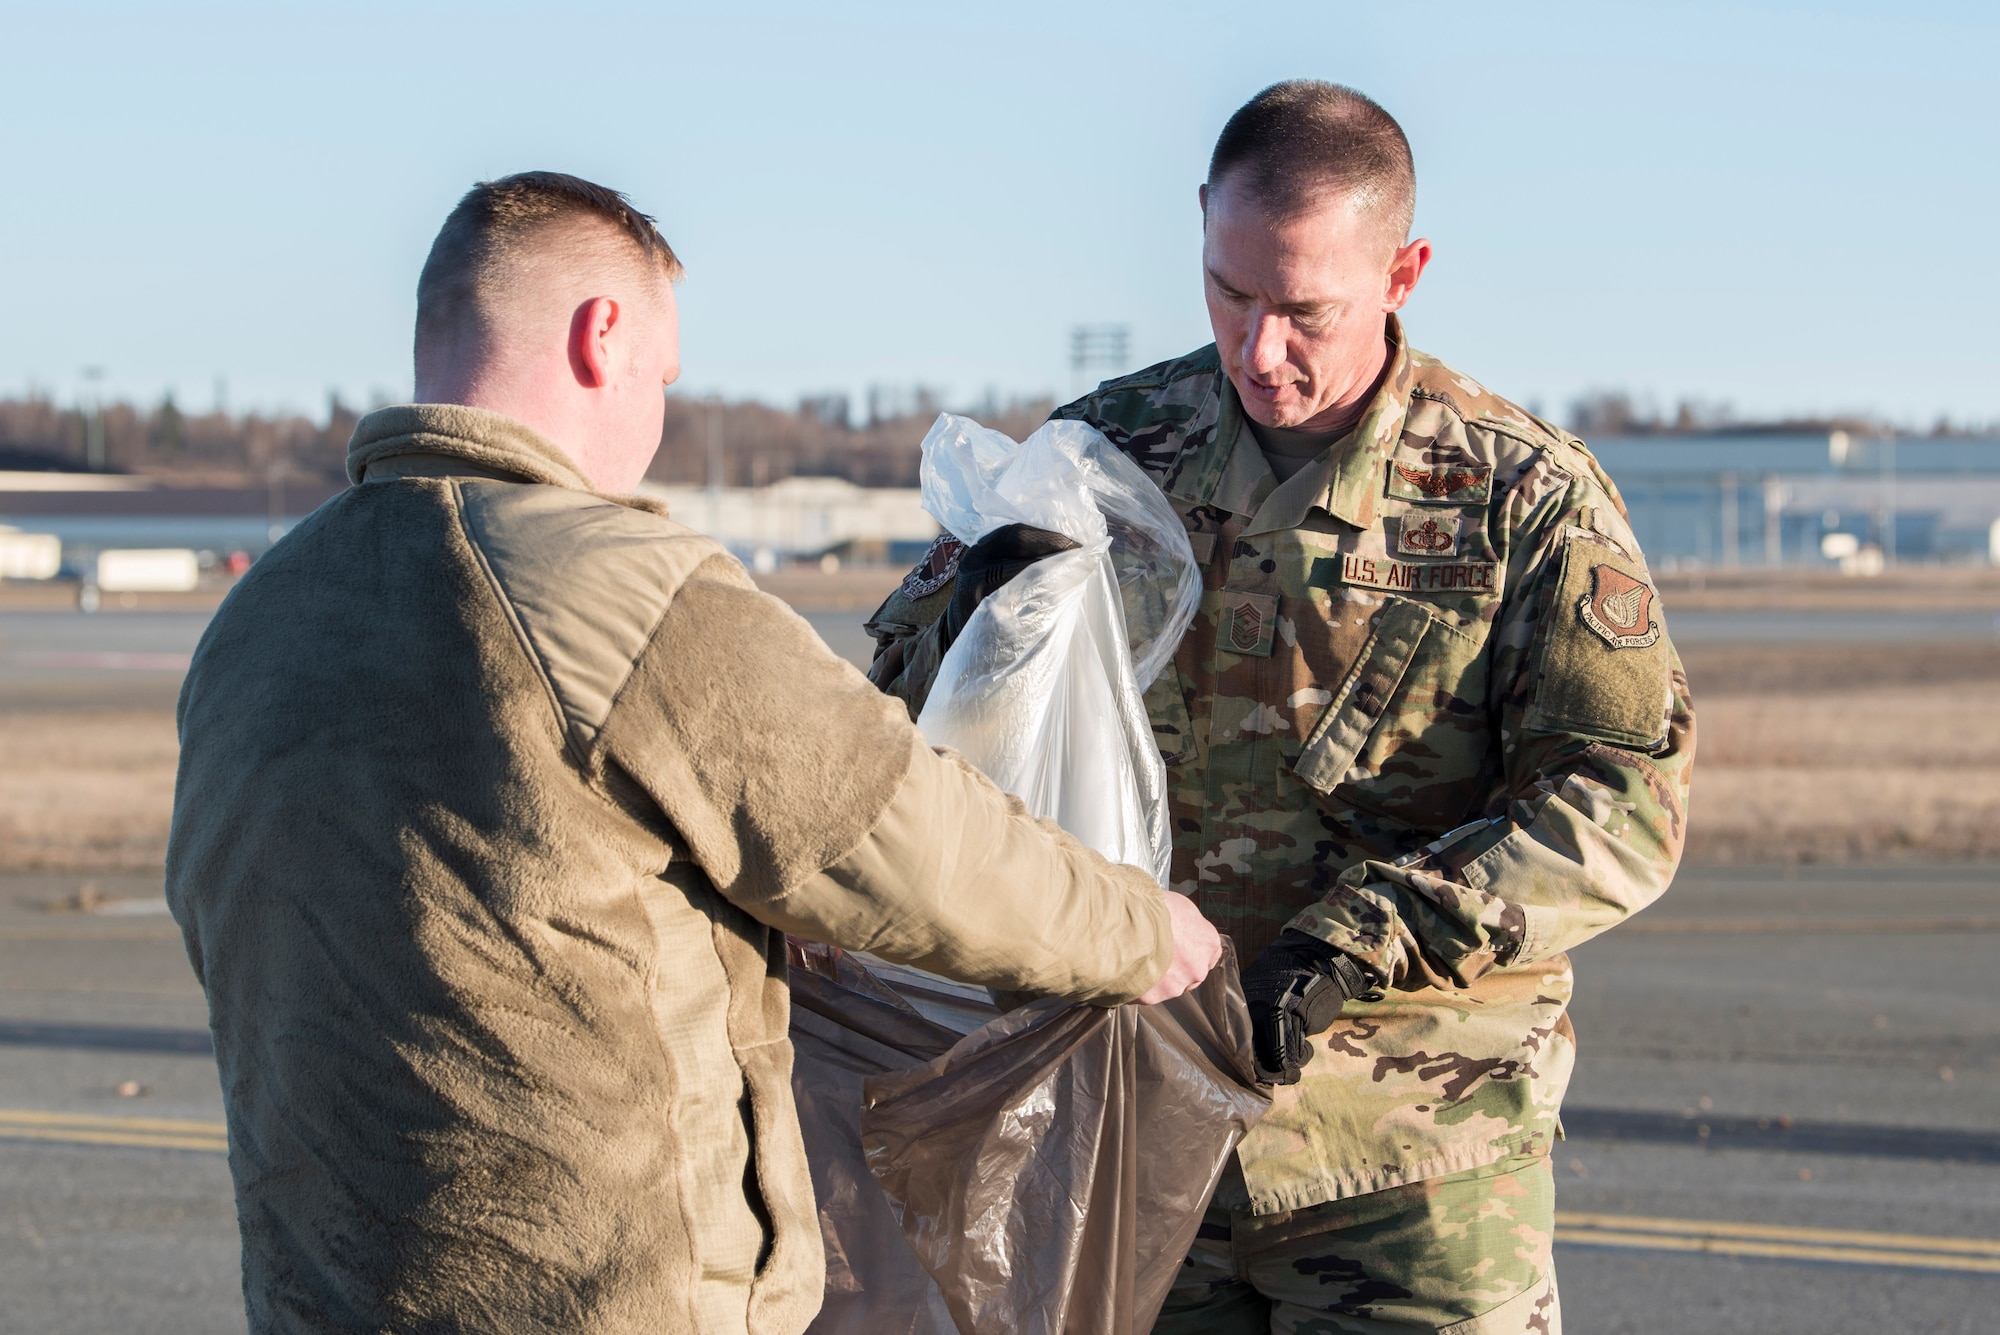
xmin=637 ymin=476 xmax=939 ymax=570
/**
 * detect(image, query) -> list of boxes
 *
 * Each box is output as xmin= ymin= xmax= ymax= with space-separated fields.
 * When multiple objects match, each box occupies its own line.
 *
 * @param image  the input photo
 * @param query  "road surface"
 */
xmin=2 ymin=602 xmax=1996 ymax=1333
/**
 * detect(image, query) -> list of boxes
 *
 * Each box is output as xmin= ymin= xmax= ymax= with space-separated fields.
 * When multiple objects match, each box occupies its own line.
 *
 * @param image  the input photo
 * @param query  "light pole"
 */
xmin=1879 ymin=432 xmax=1897 ymax=568
xmin=1719 ymin=471 xmax=1739 ymax=568
xmin=1763 ymin=474 xmax=1783 ymax=567
xmin=1069 ymin=325 xmax=1130 ymax=400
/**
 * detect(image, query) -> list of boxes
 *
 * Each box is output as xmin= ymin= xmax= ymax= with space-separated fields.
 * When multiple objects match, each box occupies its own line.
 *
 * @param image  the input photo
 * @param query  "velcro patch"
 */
xmin=1217 ymin=589 xmax=1276 ymax=657
xmin=1526 ymin=534 xmax=1672 ymax=748
xmin=898 ymin=534 xmax=964 ymax=599
xmin=1311 ymin=554 xmax=1500 ymax=597
xmin=1395 ymin=514 xmax=1462 ymax=559
xmin=1386 ymin=461 xmax=1492 ymax=505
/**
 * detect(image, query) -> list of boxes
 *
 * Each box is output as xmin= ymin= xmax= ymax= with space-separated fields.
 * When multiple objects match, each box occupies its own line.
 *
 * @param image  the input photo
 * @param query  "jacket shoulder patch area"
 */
xmin=1525 ymin=531 xmax=1672 ymax=749
xmin=456 ymin=481 xmax=726 ymax=755
xmin=899 ymin=534 xmax=964 ymax=599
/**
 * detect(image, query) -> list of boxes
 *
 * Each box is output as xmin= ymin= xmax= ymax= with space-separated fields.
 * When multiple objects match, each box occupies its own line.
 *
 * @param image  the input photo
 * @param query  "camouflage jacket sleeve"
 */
xmin=864 ymin=538 xmax=959 ymax=720
xmin=1291 ymin=446 xmax=1696 ymax=993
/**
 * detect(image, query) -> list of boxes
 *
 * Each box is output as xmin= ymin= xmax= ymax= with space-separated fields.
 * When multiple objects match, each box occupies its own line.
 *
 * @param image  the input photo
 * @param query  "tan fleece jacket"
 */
xmin=165 ymin=405 xmax=1171 ymax=1335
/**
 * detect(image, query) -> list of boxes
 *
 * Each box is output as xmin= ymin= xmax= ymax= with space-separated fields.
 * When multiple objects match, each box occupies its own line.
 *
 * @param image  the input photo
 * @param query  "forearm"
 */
xmin=1291 ymin=683 xmax=1694 ymax=991
xmin=762 ymin=735 xmax=1174 ymax=1005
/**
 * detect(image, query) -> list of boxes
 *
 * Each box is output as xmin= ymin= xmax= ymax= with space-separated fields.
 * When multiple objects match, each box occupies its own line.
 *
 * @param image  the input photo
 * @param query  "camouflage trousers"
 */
xmin=1151 ymin=1149 xmax=1559 ymax=1335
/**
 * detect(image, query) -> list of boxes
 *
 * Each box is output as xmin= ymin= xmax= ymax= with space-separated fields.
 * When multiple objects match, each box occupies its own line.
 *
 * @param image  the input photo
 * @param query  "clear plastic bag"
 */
xmin=915 ymin=415 xmax=1200 ymax=884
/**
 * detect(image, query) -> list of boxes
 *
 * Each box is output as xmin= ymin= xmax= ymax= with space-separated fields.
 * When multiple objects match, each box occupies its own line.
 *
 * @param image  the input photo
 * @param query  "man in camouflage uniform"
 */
xmin=868 ymin=82 xmax=1693 ymax=1333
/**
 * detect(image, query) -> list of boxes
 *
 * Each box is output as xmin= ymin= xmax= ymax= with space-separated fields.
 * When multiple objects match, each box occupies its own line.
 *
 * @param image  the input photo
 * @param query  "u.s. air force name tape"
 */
xmin=1312 ymin=554 xmax=1500 ymax=595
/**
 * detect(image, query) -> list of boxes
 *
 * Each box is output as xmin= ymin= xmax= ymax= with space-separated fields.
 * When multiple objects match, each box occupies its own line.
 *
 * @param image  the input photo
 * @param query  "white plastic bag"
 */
xmin=915 ymin=414 xmax=1199 ymax=884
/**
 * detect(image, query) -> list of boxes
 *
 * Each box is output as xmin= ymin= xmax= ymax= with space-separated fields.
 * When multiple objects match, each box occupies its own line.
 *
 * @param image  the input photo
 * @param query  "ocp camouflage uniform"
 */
xmin=866 ymin=316 xmax=1696 ymax=1333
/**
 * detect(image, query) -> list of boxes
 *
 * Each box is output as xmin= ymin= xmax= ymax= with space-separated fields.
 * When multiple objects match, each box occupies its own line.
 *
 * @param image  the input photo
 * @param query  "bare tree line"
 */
xmin=1565 ymin=390 xmax=1996 ymax=439
xmin=0 ymin=390 xmax=1057 ymax=490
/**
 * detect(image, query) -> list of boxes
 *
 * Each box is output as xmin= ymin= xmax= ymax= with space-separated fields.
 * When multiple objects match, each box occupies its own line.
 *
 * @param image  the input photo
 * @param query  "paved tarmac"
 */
xmin=4 ymin=602 xmax=1999 ymax=1332
xmin=7 ymin=868 xmax=1995 ymax=1334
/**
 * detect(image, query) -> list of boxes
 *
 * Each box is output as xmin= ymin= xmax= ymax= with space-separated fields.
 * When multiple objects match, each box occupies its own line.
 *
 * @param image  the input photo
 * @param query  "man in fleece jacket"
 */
xmin=167 ymin=170 xmax=1221 ymax=1335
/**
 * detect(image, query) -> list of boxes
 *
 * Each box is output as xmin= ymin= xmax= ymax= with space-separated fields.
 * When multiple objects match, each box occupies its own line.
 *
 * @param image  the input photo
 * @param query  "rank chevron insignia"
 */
xmin=1229 ymin=599 xmax=1263 ymax=652
xmin=1578 ymin=564 xmax=1662 ymax=649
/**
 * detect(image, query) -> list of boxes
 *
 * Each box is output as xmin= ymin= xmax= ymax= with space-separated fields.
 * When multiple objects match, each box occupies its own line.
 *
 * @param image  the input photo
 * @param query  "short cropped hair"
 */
xmin=1207 ymin=81 xmax=1415 ymax=242
xmin=415 ymin=171 xmax=682 ymax=356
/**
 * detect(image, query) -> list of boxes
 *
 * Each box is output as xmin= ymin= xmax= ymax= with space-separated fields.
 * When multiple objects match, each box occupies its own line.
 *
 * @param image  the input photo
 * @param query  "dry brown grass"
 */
xmin=5 ymin=631 xmax=1999 ymax=870
xmin=1682 ymin=678 xmax=2000 ymax=862
xmin=0 ymin=710 xmax=179 ymax=871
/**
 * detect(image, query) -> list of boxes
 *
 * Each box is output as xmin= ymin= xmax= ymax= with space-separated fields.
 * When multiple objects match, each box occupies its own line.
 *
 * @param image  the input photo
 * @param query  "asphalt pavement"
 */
xmin=3 ymin=602 xmax=1998 ymax=1333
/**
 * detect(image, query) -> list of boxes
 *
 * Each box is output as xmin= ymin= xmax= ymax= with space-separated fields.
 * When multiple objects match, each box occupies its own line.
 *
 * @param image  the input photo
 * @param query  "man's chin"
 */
xmin=1229 ymin=376 xmax=1316 ymax=429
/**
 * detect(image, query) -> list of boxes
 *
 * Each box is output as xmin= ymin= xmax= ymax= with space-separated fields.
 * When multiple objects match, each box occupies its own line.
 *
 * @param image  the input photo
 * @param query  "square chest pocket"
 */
xmin=1290 ymin=599 xmax=1434 ymax=793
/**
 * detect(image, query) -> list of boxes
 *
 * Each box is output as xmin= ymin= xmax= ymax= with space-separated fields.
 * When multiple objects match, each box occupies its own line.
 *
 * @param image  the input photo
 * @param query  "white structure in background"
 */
xmin=637 ymin=476 xmax=939 ymax=572
xmin=0 ymin=471 xmax=152 ymax=493
xmin=96 ymin=548 xmax=201 ymax=592
xmin=1818 ymin=531 xmax=1885 ymax=577
xmin=0 ymin=526 xmax=62 ymax=579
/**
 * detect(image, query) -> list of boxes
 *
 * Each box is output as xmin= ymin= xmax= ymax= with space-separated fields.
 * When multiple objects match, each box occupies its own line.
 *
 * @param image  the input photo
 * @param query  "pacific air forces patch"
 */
xmin=1577 ymin=564 xmax=1662 ymax=649
xmin=898 ymin=533 xmax=964 ymax=599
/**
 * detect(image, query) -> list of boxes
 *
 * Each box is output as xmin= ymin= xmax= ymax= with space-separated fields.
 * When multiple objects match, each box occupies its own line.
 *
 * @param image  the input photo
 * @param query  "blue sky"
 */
xmin=1 ymin=1 xmax=1993 ymax=426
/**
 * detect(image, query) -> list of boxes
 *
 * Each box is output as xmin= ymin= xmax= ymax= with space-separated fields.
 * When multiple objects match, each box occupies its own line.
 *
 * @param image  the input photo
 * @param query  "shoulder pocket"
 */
xmin=1291 ymin=599 xmax=1434 ymax=792
xmin=1523 ymin=530 xmax=1672 ymax=749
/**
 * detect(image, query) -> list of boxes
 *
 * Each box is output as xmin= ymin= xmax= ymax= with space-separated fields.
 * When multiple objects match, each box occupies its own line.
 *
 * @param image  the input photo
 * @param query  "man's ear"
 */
xmin=1383 ymin=238 xmax=1432 ymax=313
xmin=568 ymin=296 xmax=621 ymax=389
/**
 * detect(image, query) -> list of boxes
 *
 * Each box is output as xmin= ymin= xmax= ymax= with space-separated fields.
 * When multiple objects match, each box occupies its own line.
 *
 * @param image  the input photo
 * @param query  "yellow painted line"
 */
xmin=1624 ymin=917 xmax=2000 ymax=935
xmin=0 ymin=1108 xmax=226 ymax=1152
xmin=0 ymin=927 xmax=184 ymax=943
xmin=1559 ymin=1228 xmax=2000 ymax=1274
xmin=1556 ymin=1212 xmax=2000 ymax=1273
xmin=1557 ymin=1211 xmax=2000 ymax=1257
xmin=0 ymin=1124 xmax=227 ymax=1152
xmin=0 ymin=1108 xmax=225 ymax=1135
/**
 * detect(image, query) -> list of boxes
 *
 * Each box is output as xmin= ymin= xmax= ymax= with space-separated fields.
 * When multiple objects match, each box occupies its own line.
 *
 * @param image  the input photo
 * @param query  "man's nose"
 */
xmin=1241 ymin=314 xmax=1288 ymax=380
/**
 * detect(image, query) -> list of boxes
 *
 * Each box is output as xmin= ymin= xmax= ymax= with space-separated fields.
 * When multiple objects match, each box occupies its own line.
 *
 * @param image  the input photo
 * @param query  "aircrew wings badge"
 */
xmin=1385 ymin=461 xmax=1493 ymax=505
xmin=1577 ymin=564 xmax=1661 ymax=650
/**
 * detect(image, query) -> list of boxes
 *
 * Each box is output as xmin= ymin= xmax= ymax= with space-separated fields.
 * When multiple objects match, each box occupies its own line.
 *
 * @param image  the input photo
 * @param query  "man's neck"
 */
xmin=416 ymin=367 xmax=612 ymax=490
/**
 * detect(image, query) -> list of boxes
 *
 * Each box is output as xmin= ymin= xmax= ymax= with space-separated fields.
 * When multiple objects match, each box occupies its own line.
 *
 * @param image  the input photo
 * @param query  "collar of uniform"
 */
xmin=1164 ymin=374 xmax=1276 ymax=519
xmin=1242 ymin=425 xmax=1354 ymax=537
xmin=346 ymin=404 xmax=595 ymax=491
xmin=1166 ymin=319 xmax=1416 ymax=530
xmin=1309 ymin=316 xmax=1416 ymax=533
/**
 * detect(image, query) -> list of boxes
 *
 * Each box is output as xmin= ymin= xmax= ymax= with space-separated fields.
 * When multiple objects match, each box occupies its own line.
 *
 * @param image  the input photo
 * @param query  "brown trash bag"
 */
xmin=788 ymin=940 xmax=969 ymax=1335
xmin=857 ymin=941 xmax=1269 ymax=1335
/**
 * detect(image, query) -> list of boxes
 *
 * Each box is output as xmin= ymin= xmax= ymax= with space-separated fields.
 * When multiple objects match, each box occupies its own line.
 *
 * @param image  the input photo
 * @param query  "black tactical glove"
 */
xmin=1240 ymin=929 xmax=1375 ymax=1086
xmin=942 ymin=523 xmax=1081 ymax=646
